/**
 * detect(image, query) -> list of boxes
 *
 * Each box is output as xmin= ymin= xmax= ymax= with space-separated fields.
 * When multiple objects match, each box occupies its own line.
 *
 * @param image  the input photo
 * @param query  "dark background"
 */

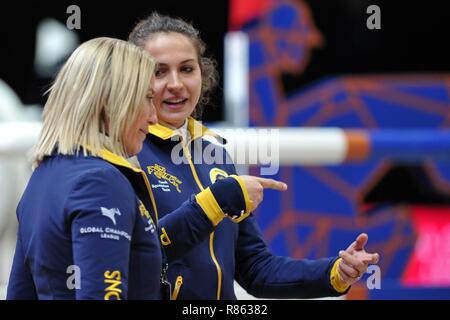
xmin=284 ymin=0 xmax=450 ymax=94
xmin=0 ymin=0 xmax=449 ymax=122
xmin=0 ymin=0 xmax=229 ymax=121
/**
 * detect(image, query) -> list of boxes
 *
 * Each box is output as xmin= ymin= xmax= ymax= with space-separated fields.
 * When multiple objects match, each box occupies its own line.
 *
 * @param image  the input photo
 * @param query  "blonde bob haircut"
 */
xmin=32 ymin=37 xmax=155 ymax=169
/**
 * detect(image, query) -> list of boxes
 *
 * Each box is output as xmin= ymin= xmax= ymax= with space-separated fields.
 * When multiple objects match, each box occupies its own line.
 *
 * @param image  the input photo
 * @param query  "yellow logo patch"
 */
xmin=138 ymin=200 xmax=150 ymax=219
xmin=104 ymin=270 xmax=122 ymax=300
xmin=160 ymin=227 xmax=172 ymax=246
xmin=147 ymin=164 xmax=182 ymax=193
xmin=209 ymin=168 xmax=229 ymax=184
xmin=138 ymin=200 xmax=156 ymax=233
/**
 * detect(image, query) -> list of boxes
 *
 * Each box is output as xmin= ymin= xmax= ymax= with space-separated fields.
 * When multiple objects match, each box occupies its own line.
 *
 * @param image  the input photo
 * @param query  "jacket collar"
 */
xmin=99 ymin=149 xmax=143 ymax=173
xmin=148 ymin=117 xmax=225 ymax=143
xmin=48 ymin=146 xmax=143 ymax=173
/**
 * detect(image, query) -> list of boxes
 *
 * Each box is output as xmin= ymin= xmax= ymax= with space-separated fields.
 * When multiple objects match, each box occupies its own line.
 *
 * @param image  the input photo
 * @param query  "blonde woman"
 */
xmin=6 ymin=37 xmax=282 ymax=300
xmin=6 ymin=37 xmax=162 ymax=300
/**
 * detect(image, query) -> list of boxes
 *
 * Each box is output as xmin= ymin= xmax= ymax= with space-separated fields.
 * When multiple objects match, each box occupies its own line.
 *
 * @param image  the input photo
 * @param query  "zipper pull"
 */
xmin=171 ymin=275 xmax=184 ymax=300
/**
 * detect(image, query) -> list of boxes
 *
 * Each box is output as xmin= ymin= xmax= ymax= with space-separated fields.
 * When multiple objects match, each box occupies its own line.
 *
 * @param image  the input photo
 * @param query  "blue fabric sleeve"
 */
xmin=225 ymin=160 xmax=342 ymax=298
xmin=67 ymin=169 xmax=136 ymax=300
xmin=209 ymin=177 xmax=246 ymax=216
xmin=6 ymin=234 xmax=37 ymax=300
xmin=159 ymin=176 xmax=248 ymax=262
xmin=235 ymin=215 xmax=342 ymax=298
xmin=158 ymin=195 xmax=215 ymax=262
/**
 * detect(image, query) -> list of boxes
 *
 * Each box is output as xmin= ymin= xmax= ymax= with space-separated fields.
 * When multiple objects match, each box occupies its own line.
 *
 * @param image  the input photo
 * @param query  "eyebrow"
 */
xmin=157 ymin=59 xmax=196 ymax=66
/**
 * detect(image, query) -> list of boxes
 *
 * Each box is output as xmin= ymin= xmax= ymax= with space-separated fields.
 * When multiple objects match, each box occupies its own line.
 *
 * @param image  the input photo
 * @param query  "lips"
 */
xmin=163 ymin=98 xmax=188 ymax=109
xmin=139 ymin=128 xmax=148 ymax=138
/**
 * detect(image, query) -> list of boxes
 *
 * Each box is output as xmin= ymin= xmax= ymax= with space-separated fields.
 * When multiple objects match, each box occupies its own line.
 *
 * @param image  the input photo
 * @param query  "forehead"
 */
xmin=144 ymin=32 xmax=198 ymax=64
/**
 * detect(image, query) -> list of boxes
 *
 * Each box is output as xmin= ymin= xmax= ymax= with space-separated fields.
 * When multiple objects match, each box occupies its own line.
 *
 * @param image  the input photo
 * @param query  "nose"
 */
xmin=167 ymin=71 xmax=183 ymax=92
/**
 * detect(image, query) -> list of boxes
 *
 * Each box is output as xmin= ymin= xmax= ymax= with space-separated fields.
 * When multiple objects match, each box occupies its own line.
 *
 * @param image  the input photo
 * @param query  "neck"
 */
xmin=158 ymin=119 xmax=187 ymax=130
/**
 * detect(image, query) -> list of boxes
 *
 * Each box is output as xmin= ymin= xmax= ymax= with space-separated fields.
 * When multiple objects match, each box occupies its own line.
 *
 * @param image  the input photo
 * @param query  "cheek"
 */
xmin=189 ymin=75 xmax=203 ymax=97
xmin=142 ymin=102 xmax=151 ymax=118
xmin=129 ymin=116 xmax=143 ymax=138
xmin=153 ymin=80 xmax=165 ymax=98
xmin=122 ymin=128 xmax=131 ymax=147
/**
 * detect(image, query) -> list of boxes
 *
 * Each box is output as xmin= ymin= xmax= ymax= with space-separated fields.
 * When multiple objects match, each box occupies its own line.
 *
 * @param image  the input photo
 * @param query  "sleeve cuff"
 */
xmin=195 ymin=187 xmax=226 ymax=226
xmin=330 ymin=258 xmax=350 ymax=293
xmin=230 ymin=175 xmax=252 ymax=223
xmin=197 ymin=176 xmax=250 ymax=225
xmin=229 ymin=175 xmax=251 ymax=213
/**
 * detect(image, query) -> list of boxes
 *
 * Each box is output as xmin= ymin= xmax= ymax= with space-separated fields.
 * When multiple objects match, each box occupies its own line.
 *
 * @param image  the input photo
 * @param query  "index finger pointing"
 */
xmin=256 ymin=178 xmax=288 ymax=191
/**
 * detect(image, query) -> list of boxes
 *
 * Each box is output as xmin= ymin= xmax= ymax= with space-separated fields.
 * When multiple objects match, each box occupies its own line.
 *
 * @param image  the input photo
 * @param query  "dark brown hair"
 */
xmin=128 ymin=12 xmax=218 ymax=118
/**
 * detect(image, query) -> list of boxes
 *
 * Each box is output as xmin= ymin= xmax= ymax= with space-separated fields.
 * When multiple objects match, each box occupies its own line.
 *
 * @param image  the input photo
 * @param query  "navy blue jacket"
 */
xmin=138 ymin=118 xmax=346 ymax=300
xmin=7 ymin=148 xmax=242 ymax=300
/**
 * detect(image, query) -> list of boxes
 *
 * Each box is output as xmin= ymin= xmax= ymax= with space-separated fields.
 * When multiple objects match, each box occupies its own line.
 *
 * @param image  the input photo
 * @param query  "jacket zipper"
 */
xmin=139 ymin=171 xmax=159 ymax=222
xmin=182 ymin=143 xmax=222 ymax=300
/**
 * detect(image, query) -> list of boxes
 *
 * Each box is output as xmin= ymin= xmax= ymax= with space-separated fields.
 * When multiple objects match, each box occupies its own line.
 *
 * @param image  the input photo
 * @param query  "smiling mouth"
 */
xmin=163 ymin=98 xmax=188 ymax=105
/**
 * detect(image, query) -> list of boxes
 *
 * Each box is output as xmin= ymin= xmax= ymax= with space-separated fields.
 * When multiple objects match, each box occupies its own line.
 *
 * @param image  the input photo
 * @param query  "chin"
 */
xmin=162 ymin=116 xmax=188 ymax=127
xmin=135 ymin=145 xmax=143 ymax=155
xmin=127 ymin=146 xmax=142 ymax=157
xmin=160 ymin=109 xmax=192 ymax=123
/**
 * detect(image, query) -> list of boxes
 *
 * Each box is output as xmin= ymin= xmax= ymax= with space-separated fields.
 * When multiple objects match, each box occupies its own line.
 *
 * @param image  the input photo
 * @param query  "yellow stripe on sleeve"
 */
xmin=330 ymin=258 xmax=350 ymax=293
xmin=195 ymin=187 xmax=226 ymax=226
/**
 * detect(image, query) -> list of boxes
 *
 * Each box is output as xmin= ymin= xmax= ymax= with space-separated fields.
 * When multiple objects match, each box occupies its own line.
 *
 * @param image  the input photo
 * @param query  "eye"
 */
xmin=181 ymin=66 xmax=194 ymax=73
xmin=155 ymin=68 xmax=165 ymax=77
